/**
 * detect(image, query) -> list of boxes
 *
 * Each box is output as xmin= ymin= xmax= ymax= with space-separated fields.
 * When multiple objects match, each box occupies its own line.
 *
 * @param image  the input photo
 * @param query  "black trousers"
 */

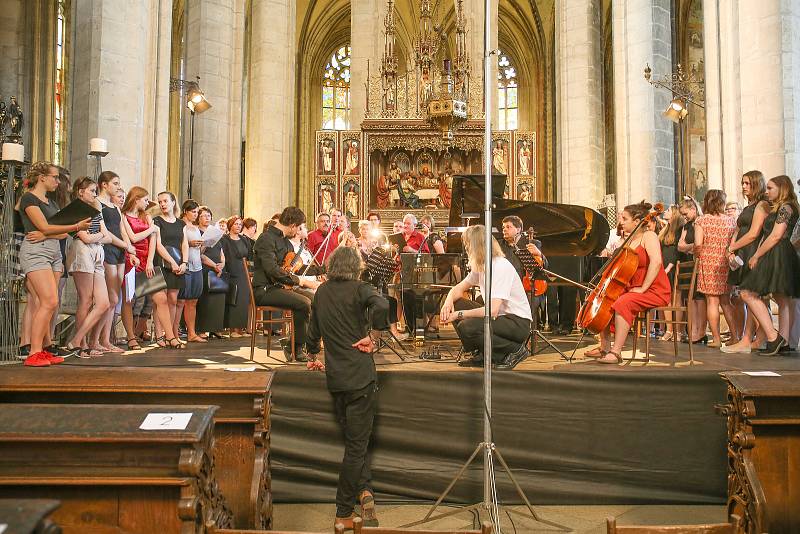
xmin=545 ymin=286 xmax=577 ymax=331
xmin=332 ymin=381 xmax=377 ymax=517
xmin=453 ymin=299 xmax=531 ymax=363
xmin=253 ymin=285 xmax=311 ymax=349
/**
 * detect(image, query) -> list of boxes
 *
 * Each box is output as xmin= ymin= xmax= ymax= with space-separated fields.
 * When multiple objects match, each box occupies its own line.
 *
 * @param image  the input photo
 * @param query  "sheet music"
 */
xmin=201 ymin=225 xmax=224 ymax=248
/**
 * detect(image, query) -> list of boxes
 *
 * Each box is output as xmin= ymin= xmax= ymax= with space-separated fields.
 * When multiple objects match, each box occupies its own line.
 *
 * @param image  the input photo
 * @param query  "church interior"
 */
xmin=1 ymin=0 xmax=800 ymax=533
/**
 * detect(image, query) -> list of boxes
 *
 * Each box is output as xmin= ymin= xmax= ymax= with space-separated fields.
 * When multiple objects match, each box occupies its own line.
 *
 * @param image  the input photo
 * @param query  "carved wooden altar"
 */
xmin=314 ymin=126 xmax=537 ymax=223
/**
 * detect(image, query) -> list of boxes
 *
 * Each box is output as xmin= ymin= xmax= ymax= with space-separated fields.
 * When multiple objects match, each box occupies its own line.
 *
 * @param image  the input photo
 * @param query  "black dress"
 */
xmin=222 ymin=235 xmax=251 ymax=329
xmin=196 ymin=229 xmax=226 ymax=333
xmin=101 ymin=202 xmax=126 ymax=265
xmin=154 ymin=216 xmax=186 ymax=290
xmin=727 ymin=203 xmax=759 ymax=286
xmin=739 ymin=204 xmax=800 ymax=297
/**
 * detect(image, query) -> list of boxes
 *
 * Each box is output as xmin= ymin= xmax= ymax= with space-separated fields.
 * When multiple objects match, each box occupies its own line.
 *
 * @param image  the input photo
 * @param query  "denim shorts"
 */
xmin=20 ymin=239 xmax=63 ymax=274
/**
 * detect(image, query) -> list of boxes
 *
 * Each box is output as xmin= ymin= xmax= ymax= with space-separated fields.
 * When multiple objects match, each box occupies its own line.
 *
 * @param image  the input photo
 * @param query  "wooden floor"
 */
xmin=49 ymin=326 xmax=800 ymax=373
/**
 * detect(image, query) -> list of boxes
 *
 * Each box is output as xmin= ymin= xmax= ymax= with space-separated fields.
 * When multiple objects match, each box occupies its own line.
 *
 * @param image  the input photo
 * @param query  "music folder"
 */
xmin=387 ymin=232 xmax=407 ymax=249
xmin=47 ymin=199 xmax=100 ymax=226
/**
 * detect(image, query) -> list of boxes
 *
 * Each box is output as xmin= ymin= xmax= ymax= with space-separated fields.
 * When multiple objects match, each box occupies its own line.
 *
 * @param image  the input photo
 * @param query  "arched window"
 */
xmin=322 ymin=45 xmax=351 ymax=130
xmin=497 ymin=51 xmax=518 ymax=130
xmin=54 ymin=0 xmax=68 ymax=165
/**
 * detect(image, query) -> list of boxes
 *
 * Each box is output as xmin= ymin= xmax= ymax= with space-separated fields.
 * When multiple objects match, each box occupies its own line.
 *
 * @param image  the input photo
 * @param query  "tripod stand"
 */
xmin=365 ymin=249 xmax=410 ymax=360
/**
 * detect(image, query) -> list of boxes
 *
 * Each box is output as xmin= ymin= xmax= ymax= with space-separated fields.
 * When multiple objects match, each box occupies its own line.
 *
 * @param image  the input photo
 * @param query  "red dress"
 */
xmin=125 ymin=214 xmax=151 ymax=273
xmin=611 ymin=245 xmax=671 ymax=325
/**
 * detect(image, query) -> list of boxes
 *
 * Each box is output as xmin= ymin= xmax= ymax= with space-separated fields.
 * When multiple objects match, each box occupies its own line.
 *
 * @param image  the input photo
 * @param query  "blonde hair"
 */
xmin=768 ymin=175 xmax=800 ymax=215
xmin=462 ymin=225 xmax=505 ymax=272
xmin=24 ymin=161 xmax=56 ymax=188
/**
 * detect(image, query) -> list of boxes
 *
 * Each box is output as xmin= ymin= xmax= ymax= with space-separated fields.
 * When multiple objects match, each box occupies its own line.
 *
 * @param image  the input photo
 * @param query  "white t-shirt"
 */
xmin=463 ymin=256 xmax=532 ymax=321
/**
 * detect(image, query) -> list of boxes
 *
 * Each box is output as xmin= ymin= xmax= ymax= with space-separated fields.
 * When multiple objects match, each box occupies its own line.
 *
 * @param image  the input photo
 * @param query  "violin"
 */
xmin=517 ymin=228 xmax=547 ymax=297
xmin=282 ymin=240 xmax=306 ymax=274
xmin=576 ymin=203 xmax=664 ymax=333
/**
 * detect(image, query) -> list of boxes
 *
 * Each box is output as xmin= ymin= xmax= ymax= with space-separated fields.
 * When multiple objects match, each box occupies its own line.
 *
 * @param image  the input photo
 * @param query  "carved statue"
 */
xmin=8 ymin=96 xmax=23 ymax=137
xmin=0 ymin=98 xmax=7 ymax=139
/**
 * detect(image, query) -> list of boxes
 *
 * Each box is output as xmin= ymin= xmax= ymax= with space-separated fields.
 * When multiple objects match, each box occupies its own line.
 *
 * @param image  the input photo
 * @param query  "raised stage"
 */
xmin=18 ymin=332 xmax=800 ymax=508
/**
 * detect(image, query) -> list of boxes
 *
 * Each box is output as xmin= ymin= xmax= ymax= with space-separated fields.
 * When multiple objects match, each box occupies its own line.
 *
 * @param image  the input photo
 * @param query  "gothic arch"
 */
xmin=295 ymin=0 xmax=351 ymax=214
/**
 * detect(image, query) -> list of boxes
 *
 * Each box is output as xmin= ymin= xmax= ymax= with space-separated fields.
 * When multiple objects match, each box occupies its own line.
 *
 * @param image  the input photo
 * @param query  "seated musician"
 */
xmin=398 ymin=213 xmax=432 ymax=336
xmin=585 ymin=201 xmax=671 ymax=364
xmin=252 ymin=206 xmax=321 ymax=361
xmin=400 ymin=213 xmax=429 ymax=253
xmin=307 ymin=211 xmax=341 ymax=265
xmin=499 ymin=215 xmax=547 ymax=327
xmin=440 ymin=225 xmax=532 ymax=369
xmin=420 ymin=214 xmax=446 ymax=253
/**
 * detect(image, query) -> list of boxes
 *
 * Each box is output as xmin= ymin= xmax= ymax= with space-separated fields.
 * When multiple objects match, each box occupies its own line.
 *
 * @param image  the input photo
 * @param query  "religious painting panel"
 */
xmin=341 ymin=178 xmax=361 ymax=220
xmin=684 ymin=0 xmax=707 ymax=201
xmin=515 ymin=178 xmax=535 ymax=202
xmin=369 ymin=146 xmax=482 ymax=212
xmin=316 ymin=132 xmax=337 ymax=176
xmin=341 ymin=132 xmax=361 ymax=176
xmin=317 ymin=177 xmax=337 ymax=215
xmin=490 ymin=133 xmax=511 ymax=177
xmin=514 ymin=131 xmax=536 ymax=178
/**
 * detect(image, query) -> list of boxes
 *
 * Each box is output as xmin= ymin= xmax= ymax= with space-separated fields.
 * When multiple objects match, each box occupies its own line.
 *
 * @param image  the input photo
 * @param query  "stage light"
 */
xmin=663 ymin=98 xmax=688 ymax=123
xmin=186 ymin=86 xmax=211 ymax=114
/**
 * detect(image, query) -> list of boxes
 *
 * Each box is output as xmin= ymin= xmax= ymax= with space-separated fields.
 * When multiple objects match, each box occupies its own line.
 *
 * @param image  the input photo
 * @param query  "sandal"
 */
xmin=76 ymin=349 xmax=92 ymax=359
xmin=187 ymin=336 xmax=208 ymax=343
xmin=126 ymin=338 xmax=142 ymax=351
xmin=167 ymin=338 xmax=185 ymax=349
xmin=154 ymin=335 xmax=167 ymax=348
xmin=584 ymin=346 xmax=606 ymax=358
xmin=660 ymin=331 xmax=674 ymax=341
xmin=597 ymin=351 xmax=622 ymax=364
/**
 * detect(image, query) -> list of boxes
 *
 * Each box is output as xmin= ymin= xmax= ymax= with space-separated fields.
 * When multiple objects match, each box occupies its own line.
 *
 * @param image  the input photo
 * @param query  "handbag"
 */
xmin=134 ymin=267 xmax=168 ymax=298
xmin=206 ymin=270 xmax=230 ymax=294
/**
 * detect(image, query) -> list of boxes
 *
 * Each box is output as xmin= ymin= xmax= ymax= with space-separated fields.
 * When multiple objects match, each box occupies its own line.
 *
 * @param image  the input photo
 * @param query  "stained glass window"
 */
xmin=497 ymin=51 xmax=518 ymax=131
xmin=54 ymin=0 xmax=68 ymax=165
xmin=322 ymin=45 xmax=351 ymax=130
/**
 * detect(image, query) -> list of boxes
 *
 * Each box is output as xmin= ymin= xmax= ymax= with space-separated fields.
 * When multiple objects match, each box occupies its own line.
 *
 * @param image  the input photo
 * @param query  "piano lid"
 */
xmin=448 ymin=174 xmax=610 ymax=257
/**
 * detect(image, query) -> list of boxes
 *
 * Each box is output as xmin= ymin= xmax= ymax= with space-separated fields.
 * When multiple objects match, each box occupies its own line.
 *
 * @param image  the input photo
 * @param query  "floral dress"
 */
xmin=695 ymin=214 xmax=737 ymax=296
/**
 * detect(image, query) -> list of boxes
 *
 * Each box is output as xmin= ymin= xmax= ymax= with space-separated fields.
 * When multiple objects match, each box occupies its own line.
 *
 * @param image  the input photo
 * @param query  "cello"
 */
xmin=576 ymin=203 xmax=664 ymax=334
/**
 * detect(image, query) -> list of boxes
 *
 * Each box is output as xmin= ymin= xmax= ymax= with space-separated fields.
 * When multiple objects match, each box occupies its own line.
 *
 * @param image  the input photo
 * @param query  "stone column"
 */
xmin=612 ymin=0 xmax=675 ymax=206
xmin=555 ymin=0 xmax=605 ymax=207
xmin=701 ymin=0 xmax=724 ymax=191
xmin=184 ymin=0 xmax=245 ymax=216
xmin=350 ymin=0 xmax=386 ymax=128
xmin=0 ymin=0 xmax=26 ymax=132
xmin=245 ymin=0 xmax=297 ymax=224
xmin=69 ymin=0 xmax=170 ymax=189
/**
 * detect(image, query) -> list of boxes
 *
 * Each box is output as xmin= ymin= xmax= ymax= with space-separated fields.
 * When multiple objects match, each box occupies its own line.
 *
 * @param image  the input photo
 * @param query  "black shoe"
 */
xmin=458 ymin=354 xmax=484 ymax=367
xmin=45 ymin=345 xmax=77 ymax=357
xmin=17 ymin=345 xmax=30 ymax=359
xmin=691 ymin=335 xmax=709 ymax=345
xmin=759 ymin=335 xmax=786 ymax=356
xmin=279 ymin=337 xmax=308 ymax=361
xmin=496 ymin=344 xmax=530 ymax=370
xmin=779 ymin=344 xmax=794 ymax=353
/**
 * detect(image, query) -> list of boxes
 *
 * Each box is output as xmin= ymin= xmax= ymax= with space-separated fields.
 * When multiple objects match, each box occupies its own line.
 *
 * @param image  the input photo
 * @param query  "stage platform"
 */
xmin=26 ymin=331 xmax=800 ymax=507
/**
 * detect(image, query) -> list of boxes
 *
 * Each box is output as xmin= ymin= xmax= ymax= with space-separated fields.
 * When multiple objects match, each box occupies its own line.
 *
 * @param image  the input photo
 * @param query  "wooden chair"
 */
xmin=606 ymin=515 xmax=739 ymax=533
xmin=242 ymin=258 xmax=295 ymax=361
xmin=631 ymin=260 xmax=698 ymax=365
xmin=352 ymin=517 xmax=492 ymax=533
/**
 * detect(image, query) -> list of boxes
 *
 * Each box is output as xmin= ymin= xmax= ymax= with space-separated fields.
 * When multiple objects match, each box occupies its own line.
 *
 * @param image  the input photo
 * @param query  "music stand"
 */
xmin=512 ymin=248 xmax=574 ymax=362
xmin=365 ymin=249 xmax=410 ymax=360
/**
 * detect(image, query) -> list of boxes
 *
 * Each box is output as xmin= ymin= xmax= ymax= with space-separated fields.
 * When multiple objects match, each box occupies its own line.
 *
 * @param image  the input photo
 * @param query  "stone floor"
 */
xmin=272 ymin=503 xmax=728 ymax=533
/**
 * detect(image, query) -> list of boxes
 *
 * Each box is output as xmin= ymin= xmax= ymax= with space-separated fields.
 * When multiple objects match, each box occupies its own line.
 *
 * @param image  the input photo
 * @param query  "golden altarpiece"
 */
xmin=314 ymin=0 xmax=538 ymax=224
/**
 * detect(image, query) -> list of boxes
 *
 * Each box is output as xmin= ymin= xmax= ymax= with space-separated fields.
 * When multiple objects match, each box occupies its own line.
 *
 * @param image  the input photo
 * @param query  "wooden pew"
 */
xmin=0 ymin=499 xmax=62 ymax=533
xmin=0 ymin=403 xmax=232 ymax=534
xmin=718 ymin=371 xmax=800 ymax=534
xmin=0 ymin=367 xmax=273 ymax=530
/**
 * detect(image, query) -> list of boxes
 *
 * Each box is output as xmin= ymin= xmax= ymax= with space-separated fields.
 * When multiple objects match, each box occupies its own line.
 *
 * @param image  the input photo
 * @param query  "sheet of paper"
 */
xmin=139 ymin=412 xmax=193 ymax=430
xmin=202 ymin=225 xmax=224 ymax=248
xmin=225 ymin=366 xmax=257 ymax=372
xmin=742 ymin=371 xmax=781 ymax=377
xmin=124 ymin=267 xmax=136 ymax=303
xmin=0 ymin=524 xmax=8 ymax=534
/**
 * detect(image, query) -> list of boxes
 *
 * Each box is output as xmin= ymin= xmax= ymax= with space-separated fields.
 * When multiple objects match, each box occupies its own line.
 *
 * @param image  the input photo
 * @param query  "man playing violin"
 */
xmin=253 ymin=206 xmax=321 ymax=361
xmin=499 ymin=216 xmax=547 ymax=328
xmin=584 ymin=201 xmax=671 ymax=364
xmin=288 ymin=222 xmax=326 ymax=300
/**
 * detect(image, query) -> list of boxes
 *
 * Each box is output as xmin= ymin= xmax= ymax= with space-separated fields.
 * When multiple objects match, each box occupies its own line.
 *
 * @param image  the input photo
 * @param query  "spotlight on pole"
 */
xmin=663 ymin=97 xmax=688 ymax=123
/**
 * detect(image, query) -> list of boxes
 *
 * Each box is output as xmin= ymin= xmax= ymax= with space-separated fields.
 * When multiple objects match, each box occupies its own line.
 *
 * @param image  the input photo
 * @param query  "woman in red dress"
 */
xmin=586 ymin=201 xmax=672 ymax=364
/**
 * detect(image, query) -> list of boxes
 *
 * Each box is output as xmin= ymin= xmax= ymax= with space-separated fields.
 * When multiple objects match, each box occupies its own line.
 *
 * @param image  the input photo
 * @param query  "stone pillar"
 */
xmin=245 ymin=0 xmax=296 ymax=224
xmin=555 ymin=0 xmax=605 ymax=207
xmin=184 ymin=0 xmax=245 ymax=216
xmin=350 ymin=0 xmax=386 ymax=128
xmin=0 ymin=0 xmax=25 ymax=123
xmin=612 ymin=0 xmax=675 ymax=206
xmin=70 ymin=0 xmax=170 ymax=190
xmin=701 ymin=0 xmax=724 ymax=191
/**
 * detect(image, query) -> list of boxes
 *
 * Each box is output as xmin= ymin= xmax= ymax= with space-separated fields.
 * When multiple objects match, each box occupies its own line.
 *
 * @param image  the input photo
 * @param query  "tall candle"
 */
xmin=1 ymin=142 xmax=24 ymax=163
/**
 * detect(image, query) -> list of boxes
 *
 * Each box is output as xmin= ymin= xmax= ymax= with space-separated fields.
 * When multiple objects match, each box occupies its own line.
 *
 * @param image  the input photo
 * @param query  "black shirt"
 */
xmin=498 ymin=234 xmax=547 ymax=280
xmin=306 ymin=279 xmax=390 ymax=392
xmin=252 ymin=225 xmax=298 ymax=288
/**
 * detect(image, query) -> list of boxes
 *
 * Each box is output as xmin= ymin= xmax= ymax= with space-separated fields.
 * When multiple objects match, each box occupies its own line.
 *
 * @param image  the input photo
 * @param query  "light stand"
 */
xmin=188 ymin=110 xmax=196 ymax=199
xmin=402 ymin=2 xmax=568 ymax=531
xmin=169 ymin=76 xmax=211 ymax=200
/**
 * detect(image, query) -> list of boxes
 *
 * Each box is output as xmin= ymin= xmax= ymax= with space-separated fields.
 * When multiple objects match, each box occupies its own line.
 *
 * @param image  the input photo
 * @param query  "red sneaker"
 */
xmin=24 ymin=351 xmax=52 ymax=367
xmin=43 ymin=351 xmax=65 ymax=364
